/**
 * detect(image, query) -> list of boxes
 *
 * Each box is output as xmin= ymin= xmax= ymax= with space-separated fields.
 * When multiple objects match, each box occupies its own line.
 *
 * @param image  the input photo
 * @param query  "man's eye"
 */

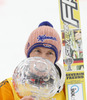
xmin=35 ymin=50 xmax=41 ymax=53
xmin=48 ymin=52 xmax=53 ymax=55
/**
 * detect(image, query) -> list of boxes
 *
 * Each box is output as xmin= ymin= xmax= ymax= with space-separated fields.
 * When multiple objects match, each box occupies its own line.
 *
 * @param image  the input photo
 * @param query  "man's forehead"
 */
xmin=34 ymin=47 xmax=54 ymax=52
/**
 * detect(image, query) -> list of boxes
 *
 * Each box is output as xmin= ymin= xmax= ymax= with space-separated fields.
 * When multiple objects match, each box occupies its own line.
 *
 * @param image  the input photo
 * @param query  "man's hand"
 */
xmin=20 ymin=96 xmax=34 ymax=100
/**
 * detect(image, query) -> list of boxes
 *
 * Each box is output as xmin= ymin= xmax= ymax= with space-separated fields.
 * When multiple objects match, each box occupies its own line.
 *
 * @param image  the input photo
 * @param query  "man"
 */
xmin=0 ymin=21 xmax=65 ymax=100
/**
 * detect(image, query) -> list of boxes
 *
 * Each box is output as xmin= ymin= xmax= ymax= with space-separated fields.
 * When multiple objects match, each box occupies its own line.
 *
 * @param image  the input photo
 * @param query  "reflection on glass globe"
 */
xmin=12 ymin=57 xmax=60 ymax=100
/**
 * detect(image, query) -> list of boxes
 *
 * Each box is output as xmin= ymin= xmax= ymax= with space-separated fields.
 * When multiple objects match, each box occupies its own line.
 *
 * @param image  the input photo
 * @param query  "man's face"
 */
xmin=30 ymin=47 xmax=56 ymax=63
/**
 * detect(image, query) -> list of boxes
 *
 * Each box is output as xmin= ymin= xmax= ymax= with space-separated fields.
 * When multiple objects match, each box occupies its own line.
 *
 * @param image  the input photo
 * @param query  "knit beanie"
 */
xmin=25 ymin=21 xmax=61 ymax=63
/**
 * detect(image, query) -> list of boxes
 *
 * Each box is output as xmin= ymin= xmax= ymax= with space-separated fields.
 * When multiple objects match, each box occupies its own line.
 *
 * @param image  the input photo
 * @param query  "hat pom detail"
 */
xmin=38 ymin=21 xmax=53 ymax=28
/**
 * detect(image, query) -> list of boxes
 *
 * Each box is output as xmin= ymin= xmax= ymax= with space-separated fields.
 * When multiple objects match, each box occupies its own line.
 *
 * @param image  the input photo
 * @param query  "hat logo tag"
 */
xmin=37 ymin=35 xmax=57 ymax=42
xmin=43 ymin=43 xmax=52 ymax=48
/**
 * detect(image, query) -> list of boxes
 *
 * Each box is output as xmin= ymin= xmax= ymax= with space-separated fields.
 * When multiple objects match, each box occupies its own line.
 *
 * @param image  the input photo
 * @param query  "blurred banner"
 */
xmin=58 ymin=0 xmax=86 ymax=100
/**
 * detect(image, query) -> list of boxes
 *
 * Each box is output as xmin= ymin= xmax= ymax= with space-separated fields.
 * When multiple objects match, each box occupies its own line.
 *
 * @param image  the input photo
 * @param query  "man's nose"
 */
xmin=40 ymin=53 xmax=47 ymax=59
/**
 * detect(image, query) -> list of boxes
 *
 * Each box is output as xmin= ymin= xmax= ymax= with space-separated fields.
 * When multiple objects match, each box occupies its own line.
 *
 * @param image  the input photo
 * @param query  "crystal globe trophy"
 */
xmin=12 ymin=57 xmax=60 ymax=100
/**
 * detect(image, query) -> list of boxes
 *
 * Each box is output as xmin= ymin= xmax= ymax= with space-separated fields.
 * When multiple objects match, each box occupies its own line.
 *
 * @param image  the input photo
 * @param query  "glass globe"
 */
xmin=12 ymin=57 xmax=60 ymax=100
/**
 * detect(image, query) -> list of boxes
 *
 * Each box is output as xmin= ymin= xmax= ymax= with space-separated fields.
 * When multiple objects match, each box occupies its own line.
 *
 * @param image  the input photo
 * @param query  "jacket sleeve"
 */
xmin=0 ymin=79 xmax=14 ymax=100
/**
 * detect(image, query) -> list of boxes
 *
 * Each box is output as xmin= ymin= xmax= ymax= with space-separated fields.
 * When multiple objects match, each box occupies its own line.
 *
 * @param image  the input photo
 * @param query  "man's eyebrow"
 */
xmin=48 ymin=50 xmax=54 ymax=53
xmin=34 ymin=47 xmax=41 ymax=50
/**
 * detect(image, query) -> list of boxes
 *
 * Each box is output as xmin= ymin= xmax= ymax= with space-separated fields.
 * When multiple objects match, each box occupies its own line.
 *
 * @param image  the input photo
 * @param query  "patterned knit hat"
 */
xmin=25 ymin=21 xmax=61 ymax=63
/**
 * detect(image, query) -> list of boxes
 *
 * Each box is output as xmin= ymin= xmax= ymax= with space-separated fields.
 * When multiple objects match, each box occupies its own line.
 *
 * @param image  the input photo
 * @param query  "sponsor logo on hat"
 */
xmin=37 ymin=35 xmax=57 ymax=42
xmin=27 ymin=42 xmax=30 ymax=49
xmin=43 ymin=43 xmax=52 ymax=48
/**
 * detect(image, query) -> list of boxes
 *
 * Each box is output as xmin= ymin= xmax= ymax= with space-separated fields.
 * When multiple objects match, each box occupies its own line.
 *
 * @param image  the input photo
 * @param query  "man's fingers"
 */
xmin=20 ymin=96 xmax=34 ymax=100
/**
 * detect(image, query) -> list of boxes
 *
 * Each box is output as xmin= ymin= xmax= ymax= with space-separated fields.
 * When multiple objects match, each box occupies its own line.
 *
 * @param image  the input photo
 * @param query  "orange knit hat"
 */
xmin=25 ymin=21 xmax=61 ymax=63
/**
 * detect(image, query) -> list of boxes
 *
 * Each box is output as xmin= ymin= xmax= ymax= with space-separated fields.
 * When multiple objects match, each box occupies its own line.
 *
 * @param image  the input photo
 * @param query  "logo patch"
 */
xmin=43 ymin=44 xmax=52 ymax=48
xmin=37 ymin=35 xmax=57 ymax=42
xmin=27 ymin=42 xmax=30 ymax=49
